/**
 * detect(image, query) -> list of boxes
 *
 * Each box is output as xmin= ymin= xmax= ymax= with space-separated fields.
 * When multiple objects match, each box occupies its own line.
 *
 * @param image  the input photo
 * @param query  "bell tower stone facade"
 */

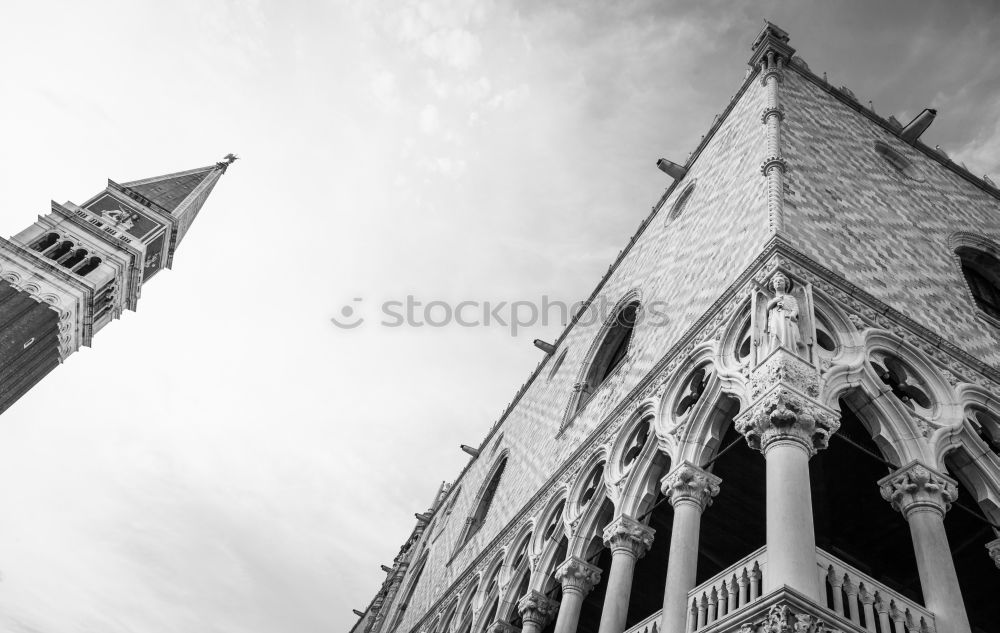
xmin=355 ymin=23 xmax=1000 ymax=633
xmin=0 ymin=155 xmax=234 ymax=414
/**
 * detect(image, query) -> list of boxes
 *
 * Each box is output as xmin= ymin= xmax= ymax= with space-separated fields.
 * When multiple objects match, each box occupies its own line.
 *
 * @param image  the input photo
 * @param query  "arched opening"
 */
xmin=45 ymin=240 xmax=73 ymax=261
xmin=810 ymin=398 xmax=921 ymax=604
xmin=538 ymin=536 xmax=568 ymax=633
xmin=75 ymin=256 xmax=102 ymax=277
xmin=577 ymin=302 xmax=639 ymax=411
xmin=461 ymin=457 xmax=508 ymax=547
xmin=31 ymin=233 xmax=59 ymax=252
xmin=957 ymin=247 xmax=1000 ymax=320
xmin=943 ymin=449 xmax=1000 ymax=633
xmin=624 ymin=455 xmax=673 ymax=629
xmin=696 ymin=396 xmax=765 ymax=581
xmin=61 ymin=248 xmax=88 ymax=270
xmin=576 ymin=498 xmax=615 ymax=633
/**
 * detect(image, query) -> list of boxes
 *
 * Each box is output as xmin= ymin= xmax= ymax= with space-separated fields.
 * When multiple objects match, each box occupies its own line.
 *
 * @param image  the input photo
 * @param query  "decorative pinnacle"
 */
xmin=748 ymin=21 xmax=796 ymax=69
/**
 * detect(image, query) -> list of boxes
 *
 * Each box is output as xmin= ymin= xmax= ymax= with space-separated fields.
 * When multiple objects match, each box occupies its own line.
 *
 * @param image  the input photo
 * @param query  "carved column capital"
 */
xmin=516 ymin=591 xmax=559 ymax=629
xmin=986 ymin=538 xmax=1000 ymax=570
xmin=879 ymin=460 xmax=959 ymax=519
xmin=735 ymin=350 xmax=840 ymax=456
xmin=660 ymin=460 xmax=721 ymax=511
xmin=554 ymin=556 xmax=602 ymax=597
xmin=601 ymin=515 xmax=655 ymax=559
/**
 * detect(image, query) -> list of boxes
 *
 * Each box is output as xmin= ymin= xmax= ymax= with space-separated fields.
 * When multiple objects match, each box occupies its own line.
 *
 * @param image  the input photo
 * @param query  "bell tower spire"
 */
xmin=0 ymin=155 xmax=234 ymax=414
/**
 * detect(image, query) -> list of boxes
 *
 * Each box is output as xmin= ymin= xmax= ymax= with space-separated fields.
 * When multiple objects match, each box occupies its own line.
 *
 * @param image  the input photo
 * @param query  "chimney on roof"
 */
xmin=900 ymin=109 xmax=937 ymax=144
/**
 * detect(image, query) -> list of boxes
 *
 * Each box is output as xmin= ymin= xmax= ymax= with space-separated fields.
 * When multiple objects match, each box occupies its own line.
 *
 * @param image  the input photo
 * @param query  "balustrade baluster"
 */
xmin=738 ymin=569 xmax=749 ymax=607
xmin=687 ymin=597 xmax=697 ymax=633
xmin=707 ymin=588 xmax=718 ymax=624
xmin=860 ymin=584 xmax=876 ymax=632
xmin=727 ymin=575 xmax=738 ymax=613
xmin=696 ymin=594 xmax=707 ymax=629
xmin=749 ymin=562 xmax=761 ymax=601
xmin=827 ymin=567 xmax=845 ymax=616
xmin=874 ymin=594 xmax=891 ymax=633
xmin=717 ymin=581 xmax=728 ymax=618
xmin=844 ymin=577 xmax=861 ymax=625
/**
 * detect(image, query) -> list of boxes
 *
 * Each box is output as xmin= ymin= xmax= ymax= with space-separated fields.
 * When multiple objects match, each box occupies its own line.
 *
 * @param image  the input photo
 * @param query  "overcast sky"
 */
xmin=0 ymin=1 xmax=998 ymax=632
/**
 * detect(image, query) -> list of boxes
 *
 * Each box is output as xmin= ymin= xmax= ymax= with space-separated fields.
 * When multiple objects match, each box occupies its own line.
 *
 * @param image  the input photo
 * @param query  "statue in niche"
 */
xmin=751 ymin=272 xmax=815 ymax=364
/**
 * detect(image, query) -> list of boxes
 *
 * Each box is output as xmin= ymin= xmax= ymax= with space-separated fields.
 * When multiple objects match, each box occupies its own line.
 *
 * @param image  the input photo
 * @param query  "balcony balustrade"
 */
xmin=620 ymin=546 xmax=936 ymax=633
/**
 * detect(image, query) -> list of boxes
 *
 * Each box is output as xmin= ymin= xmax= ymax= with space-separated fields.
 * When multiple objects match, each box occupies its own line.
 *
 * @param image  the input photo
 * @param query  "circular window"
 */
xmin=666 ymin=182 xmax=696 ymax=223
xmin=874 ymin=142 xmax=923 ymax=181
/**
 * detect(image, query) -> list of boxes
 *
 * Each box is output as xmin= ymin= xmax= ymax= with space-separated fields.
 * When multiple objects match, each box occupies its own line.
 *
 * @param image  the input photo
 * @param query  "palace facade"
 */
xmin=354 ymin=23 xmax=1000 ymax=633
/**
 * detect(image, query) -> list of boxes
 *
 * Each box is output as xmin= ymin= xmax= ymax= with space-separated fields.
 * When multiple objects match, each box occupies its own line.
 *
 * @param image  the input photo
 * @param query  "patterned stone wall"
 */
xmin=779 ymin=66 xmax=1000 ymax=365
xmin=379 ymin=68 xmax=772 ymax=632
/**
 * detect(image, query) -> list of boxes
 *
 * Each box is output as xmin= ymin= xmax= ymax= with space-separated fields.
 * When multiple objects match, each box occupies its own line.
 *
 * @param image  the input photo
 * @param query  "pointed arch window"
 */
xmin=459 ymin=456 xmax=508 ymax=547
xmin=577 ymin=301 xmax=639 ymax=410
xmin=957 ymin=247 xmax=1000 ymax=320
xmin=387 ymin=551 xmax=429 ymax=632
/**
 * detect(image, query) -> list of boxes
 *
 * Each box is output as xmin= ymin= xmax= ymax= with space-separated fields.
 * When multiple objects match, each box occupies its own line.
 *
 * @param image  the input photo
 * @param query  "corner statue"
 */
xmin=750 ymin=272 xmax=816 ymax=364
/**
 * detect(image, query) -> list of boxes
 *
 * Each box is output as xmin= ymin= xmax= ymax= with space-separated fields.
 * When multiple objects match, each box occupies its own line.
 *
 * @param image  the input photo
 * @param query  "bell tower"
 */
xmin=0 ymin=154 xmax=236 ymax=414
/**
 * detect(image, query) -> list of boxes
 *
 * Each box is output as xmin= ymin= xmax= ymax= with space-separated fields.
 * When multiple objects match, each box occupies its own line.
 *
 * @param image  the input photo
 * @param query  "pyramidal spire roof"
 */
xmin=117 ymin=154 xmax=237 ymax=249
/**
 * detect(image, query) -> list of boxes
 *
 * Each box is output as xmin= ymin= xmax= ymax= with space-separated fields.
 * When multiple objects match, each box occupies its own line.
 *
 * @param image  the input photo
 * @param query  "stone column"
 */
xmin=879 ymin=461 xmax=972 ymax=633
xmin=517 ymin=591 xmax=559 ymax=633
xmin=552 ymin=557 xmax=602 ymax=633
xmin=735 ymin=349 xmax=839 ymax=601
xmin=987 ymin=537 xmax=1000 ymax=570
xmin=659 ymin=461 xmax=721 ymax=633
xmin=597 ymin=516 xmax=655 ymax=633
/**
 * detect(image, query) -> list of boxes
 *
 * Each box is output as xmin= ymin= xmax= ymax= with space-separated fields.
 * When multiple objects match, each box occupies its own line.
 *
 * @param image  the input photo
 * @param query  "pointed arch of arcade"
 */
xmin=497 ymin=522 xmax=535 ymax=623
xmin=565 ymin=449 xmax=612 ymax=560
xmin=528 ymin=489 xmax=571 ymax=594
xmin=610 ymin=402 xmax=672 ymax=520
xmin=472 ymin=551 xmax=507 ymax=633
xmin=452 ymin=574 xmax=482 ymax=633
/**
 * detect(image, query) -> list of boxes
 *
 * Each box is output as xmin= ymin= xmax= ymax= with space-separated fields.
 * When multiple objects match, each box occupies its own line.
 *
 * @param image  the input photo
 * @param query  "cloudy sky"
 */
xmin=0 ymin=1 xmax=998 ymax=631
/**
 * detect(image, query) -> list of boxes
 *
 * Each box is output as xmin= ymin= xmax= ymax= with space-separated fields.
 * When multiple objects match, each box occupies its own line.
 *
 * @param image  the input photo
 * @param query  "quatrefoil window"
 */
xmin=674 ymin=368 xmax=710 ymax=418
xmin=622 ymin=419 xmax=652 ymax=469
xmin=870 ymin=355 xmax=932 ymax=414
xmin=579 ymin=462 xmax=605 ymax=506
xmin=970 ymin=409 xmax=1000 ymax=456
xmin=543 ymin=500 xmax=565 ymax=540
